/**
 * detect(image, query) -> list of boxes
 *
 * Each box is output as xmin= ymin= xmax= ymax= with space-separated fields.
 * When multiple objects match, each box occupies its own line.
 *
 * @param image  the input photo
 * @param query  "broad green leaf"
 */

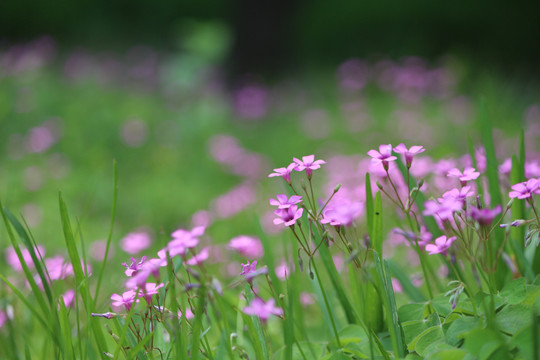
xmin=495 ymin=304 xmax=532 ymax=335
xmin=398 ymin=303 xmax=427 ymax=323
xmin=445 ymin=316 xmax=479 ymax=347
xmin=500 ymin=277 xmax=527 ymax=305
xmin=511 ymin=322 xmax=540 ymax=360
xmin=429 ymin=348 xmax=468 ymax=360
xmin=461 ymin=327 xmax=507 ymax=360
xmin=408 ymin=325 xmax=445 ymax=356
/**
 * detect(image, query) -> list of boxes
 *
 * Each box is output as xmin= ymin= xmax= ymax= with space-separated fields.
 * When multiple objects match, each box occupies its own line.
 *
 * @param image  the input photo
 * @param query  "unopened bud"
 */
xmin=334 ymin=183 xmax=342 ymax=193
xmin=91 ymin=312 xmax=117 ymax=319
xmin=506 ymin=198 xmax=514 ymax=209
xmin=417 ymin=179 xmax=424 ymax=188
xmin=376 ymin=181 xmax=383 ymax=190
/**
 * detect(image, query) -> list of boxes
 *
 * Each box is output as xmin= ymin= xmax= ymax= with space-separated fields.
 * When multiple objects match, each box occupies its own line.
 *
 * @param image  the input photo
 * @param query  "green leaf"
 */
xmin=407 ymin=325 xmax=445 ymax=356
xmin=495 ymin=304 xmax=532 ymax=335
xmin=445 ymin=316 xmax=479 ymax=347
xmin=461 ymin=328 xmax=506 ymax=360
xmin=428 ymin=348 xmax=468 ymax=360
xmin=500 ymin=277 xmax=527 ymax=305
xmin=398 ymin=303 xmax=427 ymax=323
xmin=511 ymin=321 xmax=540 ymax=360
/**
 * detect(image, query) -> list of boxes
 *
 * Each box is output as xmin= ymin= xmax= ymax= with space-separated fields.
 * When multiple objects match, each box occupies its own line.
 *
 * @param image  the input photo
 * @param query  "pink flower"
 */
xmin=111 ymin=290 xmax=139 ymax=311
xmin=447 ymin=167 xmax=480 ymax=185
xmin=393 ymin=143 xmax=425 ymax=167
xmin=139 ymin=282 xmax=164 ymax=303
xmin=273 ymin=205 xmax=303 ymax=227
xmin=321 ymin=200 xmax=363 ymax=227
xmin=6 ymin=245 xmax=46 ymax=272
xmin=164 ymin=226 xmax=204 ymax=257
xmin=45 ymin=255 xmax=73 ymax=281
xmin=391 ymin=278 xmax=403 ymax=294
xmin=367 ymin=144 xmax=397 ymax=171
xmin=122 ymin=256 xmax=147 ymax=277
xmin=269 ymin=194 xmax=303 ymax=209
xmin=293 ymin=155 xmax=326 ymax=177
xmin=241 ymin=260 xmax=268 ymax=283
xmin=440 ymin=186 xmax=475 ymax=203
xmin=275 ymin=261 xmax=292 ymax=280
xmin=300 ymin=292 xmax=315 ymax=306
xmin=240 ymin=260 xmax=258 ymax=276
xmin=61 ymin=289 xmax=75 ymax=308
xmin=186 ymin=247 xmax=210 ymax=266
xmin=228 ymin=236 xmax=264 ymax=258
xmin=243 ymin=298 xmax=283 ymax=322
xmin=121 ymin=231 xmax=152 ymax=254
xmin=508 ymin=179 xmax=539 ymax=199
xmin=425 ymin=235 xmax=456 ymax=256
xmin=268 ymin=163 xmax=296 ymax=184
xmin=177 ymin=307 xmax=195 ymax=320
xmin=469 ymin=205 xmax=502 ymax=226
xmin=0 ymin=310 xmax=7 ymax=328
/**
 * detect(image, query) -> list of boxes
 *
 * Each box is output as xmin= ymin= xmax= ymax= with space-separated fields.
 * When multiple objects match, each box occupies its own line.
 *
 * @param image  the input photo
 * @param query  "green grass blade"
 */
xmin=373 ymin=192 xmax=383 ymax=255
xmin=373 ymin=251 xmax=406 ymax=358
xmin=190 ymin=283 xmax=207 ymax=360
xmin=317 ymin=240 xmax=357 ymax=324
xmin=95 ymin=160 xmax=118 ymax=301
xmin=0 ymin=204 xmax=51 ymax=324
xmin=3 ymin=209 xmax=54 ymax=305
xmin=365 ymin=172 xmax=374 ymax=238
xmin=58 ymin=193 xmax=108 ymax=357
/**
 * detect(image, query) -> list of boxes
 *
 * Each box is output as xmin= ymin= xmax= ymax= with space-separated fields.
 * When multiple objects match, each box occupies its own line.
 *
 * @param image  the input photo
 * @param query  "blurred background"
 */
xmin=0 ymin=1 xmax=539 ymax=265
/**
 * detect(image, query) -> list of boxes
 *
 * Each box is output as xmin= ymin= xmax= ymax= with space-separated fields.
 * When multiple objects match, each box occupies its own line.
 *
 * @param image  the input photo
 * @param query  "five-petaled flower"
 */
xmin=269 ymin=194 xmax=303 ymax=209
xmin=293 ymin=155 xmax=326 ymax=178
xmin=508 ymin=178 xmax=539 ymax=199
xmin=393 ymin=143 xmax=425 ymax=168
xmin=243 ymin=298 xmax=283 ymax=322
xmin=367 ymin=144 xmax=397 ymax=171
xmin=425 ymin=235 xmax=457 ymax=256
xmin=268 ymin=163 xmax=296 ymax=184
xmin=447 ymin=167 xmax=480 ymax=186
xmin=273 ymin=205 xmax=303 ymax=227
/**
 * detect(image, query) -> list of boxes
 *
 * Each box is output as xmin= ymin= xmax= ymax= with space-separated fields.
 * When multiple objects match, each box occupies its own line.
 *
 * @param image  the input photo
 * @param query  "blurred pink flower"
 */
xmin=447 ymin=167 xmax=480 ymax=185
xmin=391 ymin=278 xmax=403 ymax=294
xmin=300 ymin=292 xmax=315 ymax=306
xmin=228 ymin=236 xmax=264 ymax=258
xmin=111 ymin=290 xmax=139 ymax=311
xmin=6 ymin=245 xmax=45 ymax=272
xmin=139 ymin=282 xmax=164 ymax=303
xmin=426 ymin=236 xmax=456 ymax=256
xmin=186 ymin=247 xmax=210 ymax=266
xmin=243 ymin=298 xmax=283 ymax=322
xmin=61 ymin=289 xmax=75 ymax=308
xmin=321 ymin=200 xmax=363 ymax=227
xmin=177 ymin=307 xmax=195 ymax=320
xmin=121 ymin=231 xmax=152 ymax=254
xmin=469 ymin=205 xmax=502 ymax=226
